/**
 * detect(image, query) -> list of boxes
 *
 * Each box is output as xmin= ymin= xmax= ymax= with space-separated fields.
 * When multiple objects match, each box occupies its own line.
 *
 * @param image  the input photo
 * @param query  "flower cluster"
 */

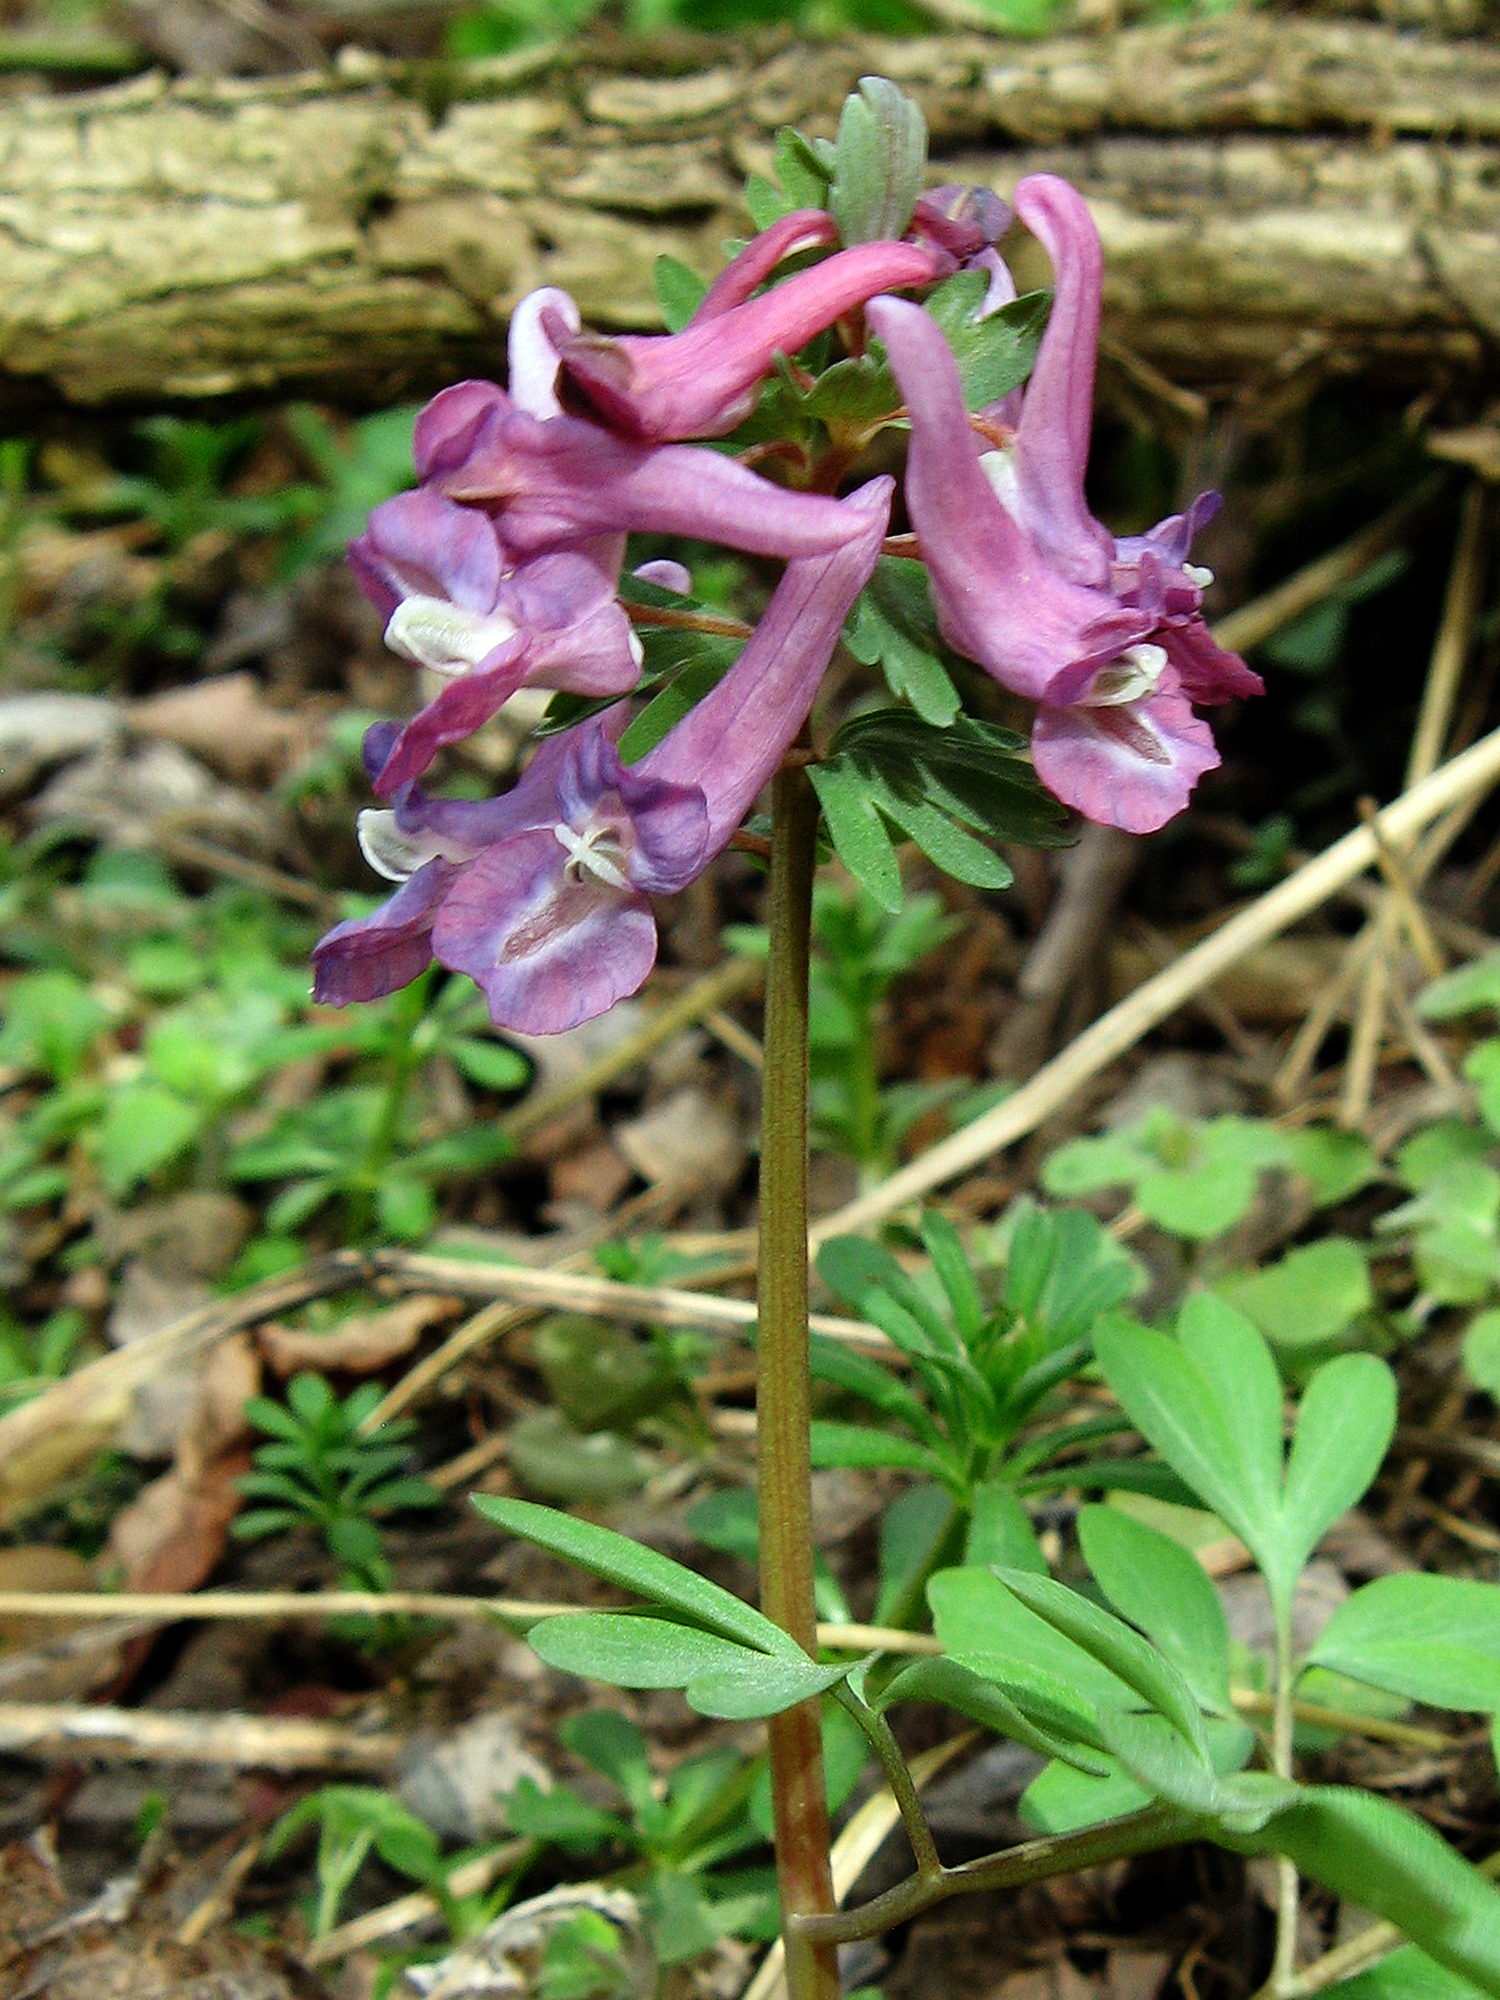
xmin=315 ymin=141 xmax=1258 ymax=1035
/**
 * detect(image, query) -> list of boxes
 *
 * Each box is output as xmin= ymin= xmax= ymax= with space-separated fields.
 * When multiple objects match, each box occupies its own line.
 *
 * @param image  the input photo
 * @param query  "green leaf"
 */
xmin=1281 ymin=1126 xmax=1378 ymax=1207
xmin=504 ymin=1777 xmax=628 ymax=1854
xmin=809 ymin=1421 xmax=945 ymax=1476
xmin=928 ymin=1565 xmax=1130 ymax=1751
xmin=875 ymin=1656 xmax=1115 ymax=1775
xmin=653 ymin=254 xmax=707 ymax=333
xmin=0 ymin=970 xmax=109 ymax=1081
xmin=1095 ymin=1710 xmax=1274 ymax=1822
xmin=842 ymin=558 xmax=960 ymax=725
xmin=1417 ymin=952 xmax=1500 ymax=1021
xmin=876 ymin=788 xmax=1015 ymax=889
xmin=93 ymin=1083 xmax=203 ymax=1194
xmin=874 ymin=1481 xmax=956 ymax=1626
xmin=997 ymin=1569 xmax=1210 ymax=1758
xmin=1093 ymin=1312 xmax=1267 ymax=1577
xmin=529 ymin=1613 xmax=848 ymax=1720
xmin=1463 ymin=1311 xmax=1500 ymax=1398
xmin=376 ymin=1174 xmax=435 ymax=1241
xmin=1232 ymin=1787 xmax=1500 ymax=1996
xmin=447 ymin=1035 xmax=531 ymax=1091
xmin=808 ymin=759 xmax=903 ymax=910
xmin=1280 ymin=1353 xmax=1396 ymax=1577
xmin=1079 ymin=1505 xmax=1233 ymax=1716
xmin=1221 ymin=1238 xmax=1373 ymax=1351
xmin=1177 ymin=1295 xmax=1285 ymax=1548
xmin=925 ymin=278 xmax=1049 ymax=411
xmin=1324 ymin=1948 xmax=1493 ymax=1999
xmin=808 ymin=1334 xmax=941 ymax=1444
xmin=964 ymin=1482 xmax=1048 ymax=1574
xmin=472 ymin=1495 xmax=801 ymax=1658
xmin=506 ymin=1409 xmax=652 ymax=1504
xmin=828 ymin=76 xmax=926 ymax=246
xmin=1308 ymin=1575 xmax=1500 ymax=1712
xmin=802 ymin=354 xmax=903 ymax=430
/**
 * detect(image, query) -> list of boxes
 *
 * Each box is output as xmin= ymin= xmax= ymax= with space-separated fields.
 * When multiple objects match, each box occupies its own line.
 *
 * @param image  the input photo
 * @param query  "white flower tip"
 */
xmin=386 ymin=596 xmax=518 ymax=676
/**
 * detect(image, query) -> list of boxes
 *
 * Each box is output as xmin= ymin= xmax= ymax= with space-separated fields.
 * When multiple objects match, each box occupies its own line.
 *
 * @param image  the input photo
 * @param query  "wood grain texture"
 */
xmin=0 ymin=18 xmax=1494 ymax=411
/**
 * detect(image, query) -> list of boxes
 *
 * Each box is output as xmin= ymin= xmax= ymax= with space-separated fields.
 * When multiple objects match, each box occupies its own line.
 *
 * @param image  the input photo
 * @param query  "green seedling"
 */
xmin=503 ymin=1709 xmax=778 ymax=1965
xmin=807 ymin=1203 xmax=1142 ymax=1621
xmin=234 ymin=1372 xmax=441 ymax=1594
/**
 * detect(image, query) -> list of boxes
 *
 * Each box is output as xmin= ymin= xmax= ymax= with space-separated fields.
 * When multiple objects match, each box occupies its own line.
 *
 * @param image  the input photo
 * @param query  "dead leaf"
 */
xmin=615 ymin=1086 xmax=743 ymax=1193
xmin=107 ymin=1450 xmax=249 ymax=1598
xmin=258 ymin=1294 xmax=455 ymax=1377
xmin=129 ymin=673 xmax=310 ymax=786
xmin=31 ymin=740 xmax=281 ymax=855
xmin=0 ymin=694 xmax=124 ymax=802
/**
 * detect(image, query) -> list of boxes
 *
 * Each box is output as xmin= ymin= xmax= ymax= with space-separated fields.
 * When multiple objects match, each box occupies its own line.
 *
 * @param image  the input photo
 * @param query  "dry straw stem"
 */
xmin=815 ymin=720 xmax=1500 ymax=1242
xmin=371 ymin=1250 xmax=891 ymax=1353
xmin=0 ymin=1700 xmax=400 ymax=1771
xmin=0 ymin=1588 xmax=940 ymax=1657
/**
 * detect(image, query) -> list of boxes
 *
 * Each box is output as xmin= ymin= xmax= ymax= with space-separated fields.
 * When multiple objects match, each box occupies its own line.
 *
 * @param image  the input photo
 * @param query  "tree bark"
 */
xmin=0 ymin=17 xmax=1495 ymax=413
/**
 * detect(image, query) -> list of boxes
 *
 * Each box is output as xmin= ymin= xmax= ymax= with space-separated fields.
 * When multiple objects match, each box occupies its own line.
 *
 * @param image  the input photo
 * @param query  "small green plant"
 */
xmin=502 ymin=1709 xmax=779 ymax=1964
xmin=806 ymin=1203 xmax=1142 ymax=1621
xmin=234 ymin=1372 xmax=442 ymax=1593
xmin=265 ymin=1784 xmax=515 ymax=1945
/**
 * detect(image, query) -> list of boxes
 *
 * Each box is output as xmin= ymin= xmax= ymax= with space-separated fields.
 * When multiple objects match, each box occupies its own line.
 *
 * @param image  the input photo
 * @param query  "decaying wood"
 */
xmin=0 ymin=17 xmax=1496 ymax=413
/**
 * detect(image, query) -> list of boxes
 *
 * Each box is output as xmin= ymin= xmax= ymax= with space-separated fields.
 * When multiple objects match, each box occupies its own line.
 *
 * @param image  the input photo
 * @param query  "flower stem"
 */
xmin=1256 ymin=1602 xmax=1301 ymax=2000
xmin=757 ymin=763 xmax=839 ymax=2000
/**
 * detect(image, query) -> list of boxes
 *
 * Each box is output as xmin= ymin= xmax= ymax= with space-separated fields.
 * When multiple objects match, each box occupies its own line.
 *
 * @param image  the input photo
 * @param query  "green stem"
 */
xmin=346 ymin=969 xmax=434 ymax=1240
xmin=834 ymin=1685 xmax=942 ymax=1881
xmin=757 ymin=765 xmax=839 ymax=2000
xmin=1262 ymin=1602 xmax=1301 ymax=1999
xmin=792 ymin=1806 xmax=1202 ymax=1946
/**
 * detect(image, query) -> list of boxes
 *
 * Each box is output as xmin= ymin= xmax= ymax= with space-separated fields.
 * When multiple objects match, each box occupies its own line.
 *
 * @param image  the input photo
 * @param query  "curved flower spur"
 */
xmin=869 ymin=173 xmax=1261 ymax=834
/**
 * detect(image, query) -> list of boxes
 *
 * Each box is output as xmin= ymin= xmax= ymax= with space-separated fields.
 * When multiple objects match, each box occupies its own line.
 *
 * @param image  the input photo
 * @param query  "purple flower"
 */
xmin=415 ymin=380 xmax=875 ymax=564
xmin=348 ymin=488 xmax=643 ymax=797
xmin=553 ymin=237 xmax=945 ymax=441
xmin=867 ymin=177 xmax=1261 ymax=835
xmin=314 ymin=480 xmax=892 ymax=1034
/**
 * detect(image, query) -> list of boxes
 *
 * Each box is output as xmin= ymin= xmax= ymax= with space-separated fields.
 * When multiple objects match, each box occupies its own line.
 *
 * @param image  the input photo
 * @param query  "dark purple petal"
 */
xmin=1008 ymin=176 xmax=1115 ymax=589
xmin=388 ymin=727 xmax=578 ymax=850
xmin=311 ymin=861 xmax=455 ymax=1004
xmin=690 ymin=210 xmax=840 ymax=324
xmin=557 ymin=240 xmax=944 ymax=441
xmin=1160 ymin=616 xmax=1265 ymax=706
xmin=911 ymin=185 xmax=1011 ymax=260
xmin=1031 ymin=683 xmax=1220 ymax=834
xmin=869 ymin=295 xmax=1146 ymax=705
xmin=372 ymin=635 xmax=535 ymax=795
xmin=431 ymin=829 xmax=659 ymax=1035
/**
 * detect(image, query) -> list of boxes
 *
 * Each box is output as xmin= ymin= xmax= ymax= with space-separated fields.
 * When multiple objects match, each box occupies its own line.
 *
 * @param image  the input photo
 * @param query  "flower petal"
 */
xmin=869 ymin=295 xmax=1145 ymax=704
xmin=559 ymin=241 xmax=943 ymax=441
xmin=431 ymin=829 xmax=659 ymax=1035
xmin=1008 ymin=175 xmax=1115 ymax=588
xmin=312 ymin=861 xmax=455 ymax=1004
xmin=1031 ymin=682 xmax=1220 ymax=834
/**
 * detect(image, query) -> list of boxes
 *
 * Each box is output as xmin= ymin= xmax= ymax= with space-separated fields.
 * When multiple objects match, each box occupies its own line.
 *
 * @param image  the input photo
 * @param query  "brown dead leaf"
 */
xmin=615 ymin=1086 xmax=743 ymax=1192
xmin=129 ymin=673 xmax=310 ymax=786
xmin=107 ymin=1450 xmax=250 ymax=1598
xmin=258 ymin=1294 xmax=455 ymax=1377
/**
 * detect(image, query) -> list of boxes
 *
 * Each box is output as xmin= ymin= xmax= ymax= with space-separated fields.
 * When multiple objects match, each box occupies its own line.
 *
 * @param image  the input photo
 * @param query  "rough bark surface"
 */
xmin=0 ymin=17 xmax=1496 ymax=411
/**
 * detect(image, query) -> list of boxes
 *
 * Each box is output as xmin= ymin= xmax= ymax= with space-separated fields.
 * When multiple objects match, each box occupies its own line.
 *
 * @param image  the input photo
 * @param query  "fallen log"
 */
xmin=0 ymin=16 xmax=1495 ymax=412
